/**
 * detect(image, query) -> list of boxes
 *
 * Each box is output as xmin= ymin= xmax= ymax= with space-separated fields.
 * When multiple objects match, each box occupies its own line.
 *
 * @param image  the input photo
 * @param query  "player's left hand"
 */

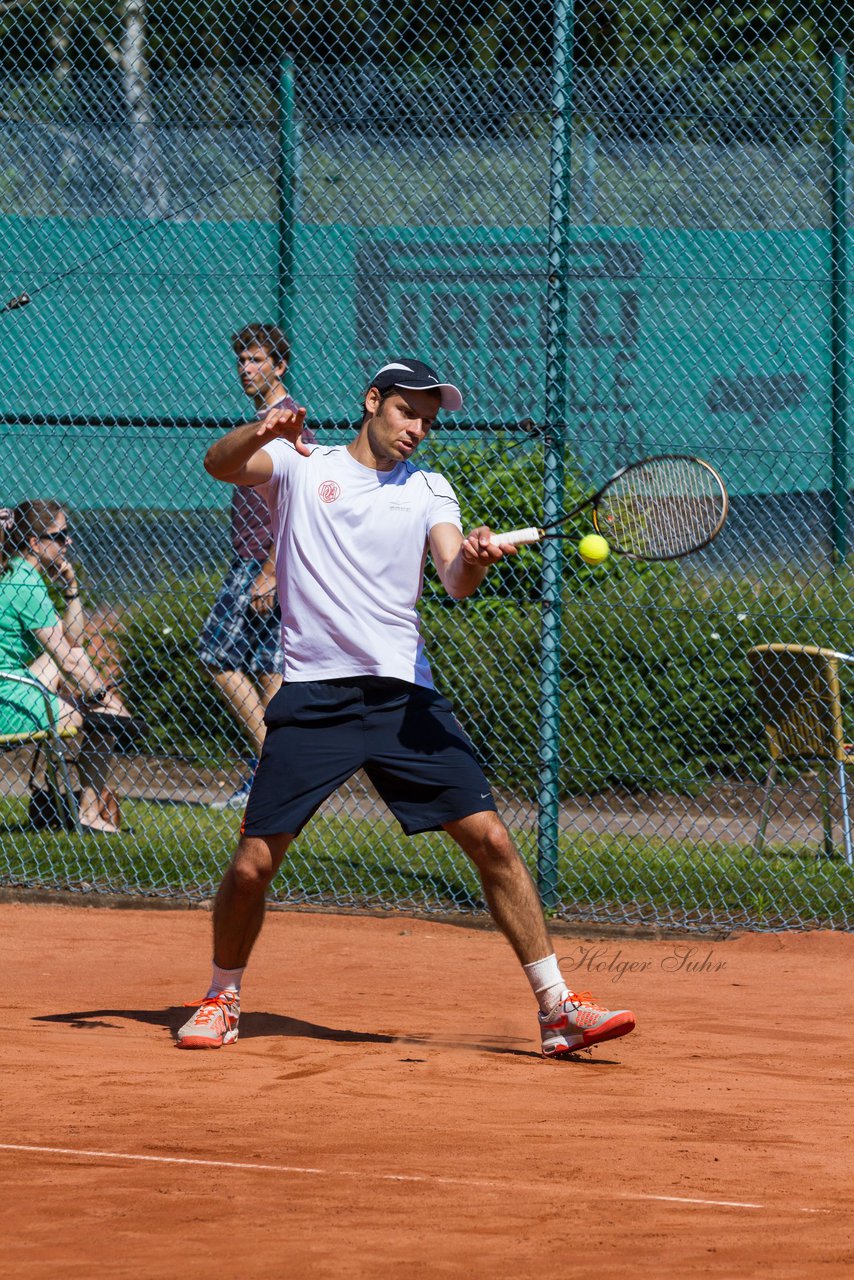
xmin=460 ymin=526 xmax=518 ymax=566
xmin=255 ymin=405 xmax=312 ymax=457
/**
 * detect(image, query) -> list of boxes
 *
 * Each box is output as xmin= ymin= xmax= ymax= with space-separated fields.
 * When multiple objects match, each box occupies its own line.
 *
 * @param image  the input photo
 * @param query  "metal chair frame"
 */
xmin=747 ymin=643 xmax=854 ymax=865
xmin=0 ymin=671 xmax=82 ymax=832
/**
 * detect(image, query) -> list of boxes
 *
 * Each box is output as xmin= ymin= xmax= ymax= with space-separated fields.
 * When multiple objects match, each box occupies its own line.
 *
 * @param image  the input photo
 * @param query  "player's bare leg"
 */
xmin=443 ymin=811 xmax=552 ymax=964
xmin=444 ymin=810 xmax=635 ymax=1055
xmin=213 ymin=832 xmax=293 ymax=968
xmin=178 ymin=832 xmax=292 ymax=1048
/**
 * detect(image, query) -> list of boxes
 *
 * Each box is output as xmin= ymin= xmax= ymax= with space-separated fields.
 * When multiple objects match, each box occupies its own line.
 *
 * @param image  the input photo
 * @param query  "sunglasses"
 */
xmin=42 ymin=529 xmax=71 ymax=545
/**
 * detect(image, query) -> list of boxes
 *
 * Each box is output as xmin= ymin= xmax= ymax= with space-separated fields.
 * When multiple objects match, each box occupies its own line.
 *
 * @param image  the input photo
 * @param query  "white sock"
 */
xmin=208 ymin=963 xmax=245 ymax=998
xmin=523 ymin=954 xmax=568 ymax=1014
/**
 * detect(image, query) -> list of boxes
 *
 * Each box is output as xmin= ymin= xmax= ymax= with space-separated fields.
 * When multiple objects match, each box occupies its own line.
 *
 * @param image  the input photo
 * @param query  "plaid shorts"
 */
xmin=198 ymin=558 xmax=283 ymax=676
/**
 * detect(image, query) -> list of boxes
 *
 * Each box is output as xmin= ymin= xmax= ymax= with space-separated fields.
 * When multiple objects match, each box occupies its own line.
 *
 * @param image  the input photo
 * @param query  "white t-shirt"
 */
xmin=259 ymin=442 xmax=463 ymax=687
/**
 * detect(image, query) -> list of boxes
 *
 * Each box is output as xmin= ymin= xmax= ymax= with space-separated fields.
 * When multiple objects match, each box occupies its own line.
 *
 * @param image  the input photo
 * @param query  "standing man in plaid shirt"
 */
xmin=199 ymin=324 xmax=314 ymax=809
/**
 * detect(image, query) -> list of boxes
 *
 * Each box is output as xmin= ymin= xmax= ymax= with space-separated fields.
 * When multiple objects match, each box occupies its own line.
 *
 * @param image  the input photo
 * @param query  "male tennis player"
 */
xmin=179 ymin=359 xmax=636 ymax=1057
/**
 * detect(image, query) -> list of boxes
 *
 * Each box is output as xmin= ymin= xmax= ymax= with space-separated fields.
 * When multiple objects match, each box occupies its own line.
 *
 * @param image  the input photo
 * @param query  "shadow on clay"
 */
xmin=32 ymin=1007 xmax=621 ymax=1063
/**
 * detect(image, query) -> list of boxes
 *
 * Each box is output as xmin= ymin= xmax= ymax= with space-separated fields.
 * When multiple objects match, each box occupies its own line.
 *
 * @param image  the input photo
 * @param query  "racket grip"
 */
xmin=489 ymin=527 xmax=543 ymax=548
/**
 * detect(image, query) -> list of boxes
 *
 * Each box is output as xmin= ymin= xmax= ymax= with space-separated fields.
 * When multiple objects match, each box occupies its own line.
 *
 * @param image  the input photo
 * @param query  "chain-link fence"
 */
xmin=1 ymin=1 xmax=853 ymax=930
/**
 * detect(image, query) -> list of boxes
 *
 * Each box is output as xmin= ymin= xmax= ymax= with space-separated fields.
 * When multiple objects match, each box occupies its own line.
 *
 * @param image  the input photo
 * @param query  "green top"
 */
xmin=0 ymin=557 xmax=59 ymax=672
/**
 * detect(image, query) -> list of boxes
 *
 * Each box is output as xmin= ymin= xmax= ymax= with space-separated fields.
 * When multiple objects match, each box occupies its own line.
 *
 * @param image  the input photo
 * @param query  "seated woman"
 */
xmin=0 ymin=500 xmax=131 ymax=834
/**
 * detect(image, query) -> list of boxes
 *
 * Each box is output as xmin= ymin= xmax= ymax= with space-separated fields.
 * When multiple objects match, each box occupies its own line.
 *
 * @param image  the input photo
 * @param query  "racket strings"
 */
xmin=596 ymin=458 xmax=726 ymax=558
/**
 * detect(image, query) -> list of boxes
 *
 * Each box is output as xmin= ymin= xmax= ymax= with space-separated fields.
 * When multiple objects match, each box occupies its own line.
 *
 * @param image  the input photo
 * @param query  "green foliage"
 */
xmin=116 ymin=553 xmax=854 ymax=796
xmin=119 ymin=568 xmax=240 ymax=764
xmin=2 ymin=0 xmax=850 ymax=78
xmin=421 ymin=573 xmax=760 ymax=797
xmin=420 ymin=434 xmax=651 ymax=601
xmin=555 ymin=573 xmax=760 ymax=793
xmin=427 ymin=563 xmax=854 ymax=796
xmin=421 ymin=433 xmax=548 ymax=601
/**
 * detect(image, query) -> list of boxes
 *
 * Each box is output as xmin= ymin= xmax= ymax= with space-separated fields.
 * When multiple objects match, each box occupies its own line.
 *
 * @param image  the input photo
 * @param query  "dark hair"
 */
xmin=231 ymin=324 xmax=290 ymax=369
xmin=358 ymin=383 xmax=399 ymax=429
xmin=0 ymin=499 xmax=64 ymax=577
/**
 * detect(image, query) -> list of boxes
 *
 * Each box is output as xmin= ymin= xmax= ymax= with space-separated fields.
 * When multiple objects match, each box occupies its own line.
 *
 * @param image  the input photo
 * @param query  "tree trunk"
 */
xmin=121 ymin=0 xmax=169 ymax=217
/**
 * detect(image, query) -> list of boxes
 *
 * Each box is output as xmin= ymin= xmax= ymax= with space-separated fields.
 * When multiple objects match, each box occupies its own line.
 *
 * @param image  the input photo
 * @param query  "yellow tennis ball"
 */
xmin=578 ymin=533 xmax=610 ymax=566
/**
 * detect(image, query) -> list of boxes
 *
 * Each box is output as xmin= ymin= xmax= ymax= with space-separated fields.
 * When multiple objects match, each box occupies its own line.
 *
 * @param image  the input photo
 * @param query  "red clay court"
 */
xmin=1 ymin=902 xmax=851 ymax=1278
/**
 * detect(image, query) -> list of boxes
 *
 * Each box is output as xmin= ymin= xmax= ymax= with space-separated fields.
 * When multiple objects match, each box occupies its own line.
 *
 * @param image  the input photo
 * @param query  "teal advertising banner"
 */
xmin=0 ymin=218 xmax=843 ymax=507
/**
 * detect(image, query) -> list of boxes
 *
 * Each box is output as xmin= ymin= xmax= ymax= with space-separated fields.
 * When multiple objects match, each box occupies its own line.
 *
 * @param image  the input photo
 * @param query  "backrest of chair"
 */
xmin=0 ymin=670 xmax=76 ymax=746
xmin=746 ymin=644 xmax=848 ymax=762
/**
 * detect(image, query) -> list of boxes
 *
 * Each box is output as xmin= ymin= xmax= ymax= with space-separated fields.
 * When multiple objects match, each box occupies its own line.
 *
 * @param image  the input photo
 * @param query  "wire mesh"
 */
xmin=0 ymin=1 xmax=852 ymax=930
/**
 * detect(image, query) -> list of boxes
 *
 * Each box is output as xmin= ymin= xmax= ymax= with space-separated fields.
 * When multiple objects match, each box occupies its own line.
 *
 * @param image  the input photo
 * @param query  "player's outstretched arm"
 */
xmin=430 ymin=523 xmax=517 ymax=600
xmin=204 ymin=405 xmax=310 ymax=486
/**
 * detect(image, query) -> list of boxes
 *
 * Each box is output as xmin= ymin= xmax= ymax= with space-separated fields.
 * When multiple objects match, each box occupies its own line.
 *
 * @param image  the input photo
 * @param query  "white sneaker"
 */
xmin=539 ymin=990 xmax=635 ymax=1057
xmin=177 ymin=992 xmax=240 ymax=1049
xmin=210 ymin=776 xmax=254 ymax=811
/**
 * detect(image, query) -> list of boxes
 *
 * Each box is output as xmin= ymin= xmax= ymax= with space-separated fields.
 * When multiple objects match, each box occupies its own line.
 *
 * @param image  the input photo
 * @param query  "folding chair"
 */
xmin=746 ymin=644 xmax=854 ymax=865
xmin=0 ymin=671 xmax=82 ymax=832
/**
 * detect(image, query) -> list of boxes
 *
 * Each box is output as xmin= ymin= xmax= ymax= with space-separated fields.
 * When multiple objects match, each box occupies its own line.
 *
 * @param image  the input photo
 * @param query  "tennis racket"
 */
xmin=490 ymin=454 xmax=729 ymax=561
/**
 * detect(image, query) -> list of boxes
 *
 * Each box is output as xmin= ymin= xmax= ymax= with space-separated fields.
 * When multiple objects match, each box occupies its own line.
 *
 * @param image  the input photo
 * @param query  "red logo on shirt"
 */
xmin=318 ymin=481 xmax=341 ymax=504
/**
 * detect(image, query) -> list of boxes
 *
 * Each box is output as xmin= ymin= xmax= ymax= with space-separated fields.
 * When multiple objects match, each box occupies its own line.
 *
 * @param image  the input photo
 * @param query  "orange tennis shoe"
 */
xmin=539 ymin=990 xmax=635 ymax=1057
xmin=177 ymin=992 xmax=240 ymax=1049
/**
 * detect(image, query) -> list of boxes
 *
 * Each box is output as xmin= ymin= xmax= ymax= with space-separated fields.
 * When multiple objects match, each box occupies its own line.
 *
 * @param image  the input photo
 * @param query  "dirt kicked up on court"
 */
xmin=1 ymin=903 xmax=851 ymax=1279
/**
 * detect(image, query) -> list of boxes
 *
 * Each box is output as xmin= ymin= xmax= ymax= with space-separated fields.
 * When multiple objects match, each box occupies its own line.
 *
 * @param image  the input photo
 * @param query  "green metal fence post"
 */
xmin=830 ymin=49 xmax=850 ymax=565
xmin=537 ymin=0 xmax=574 ymax=908
xmin=278 ymin=57 xmax=297 ymax=342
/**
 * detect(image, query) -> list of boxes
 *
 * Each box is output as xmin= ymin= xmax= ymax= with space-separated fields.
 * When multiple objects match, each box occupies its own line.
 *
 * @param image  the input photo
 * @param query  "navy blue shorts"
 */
xmin=242 ymin=677 xmax=497 ymax=837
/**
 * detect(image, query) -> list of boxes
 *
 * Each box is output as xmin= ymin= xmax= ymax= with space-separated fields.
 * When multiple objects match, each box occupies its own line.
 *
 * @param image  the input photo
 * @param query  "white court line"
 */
xmin=636 ymin=1196 xmax=829 ymax=1215
xmin=0 ymin=1144 xmax=505 ymax=1190
xmin=0 ymin=1143 xmax=829 ymax=1213
xmin=636 ymin=1194 xmax=763 ymax=1209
